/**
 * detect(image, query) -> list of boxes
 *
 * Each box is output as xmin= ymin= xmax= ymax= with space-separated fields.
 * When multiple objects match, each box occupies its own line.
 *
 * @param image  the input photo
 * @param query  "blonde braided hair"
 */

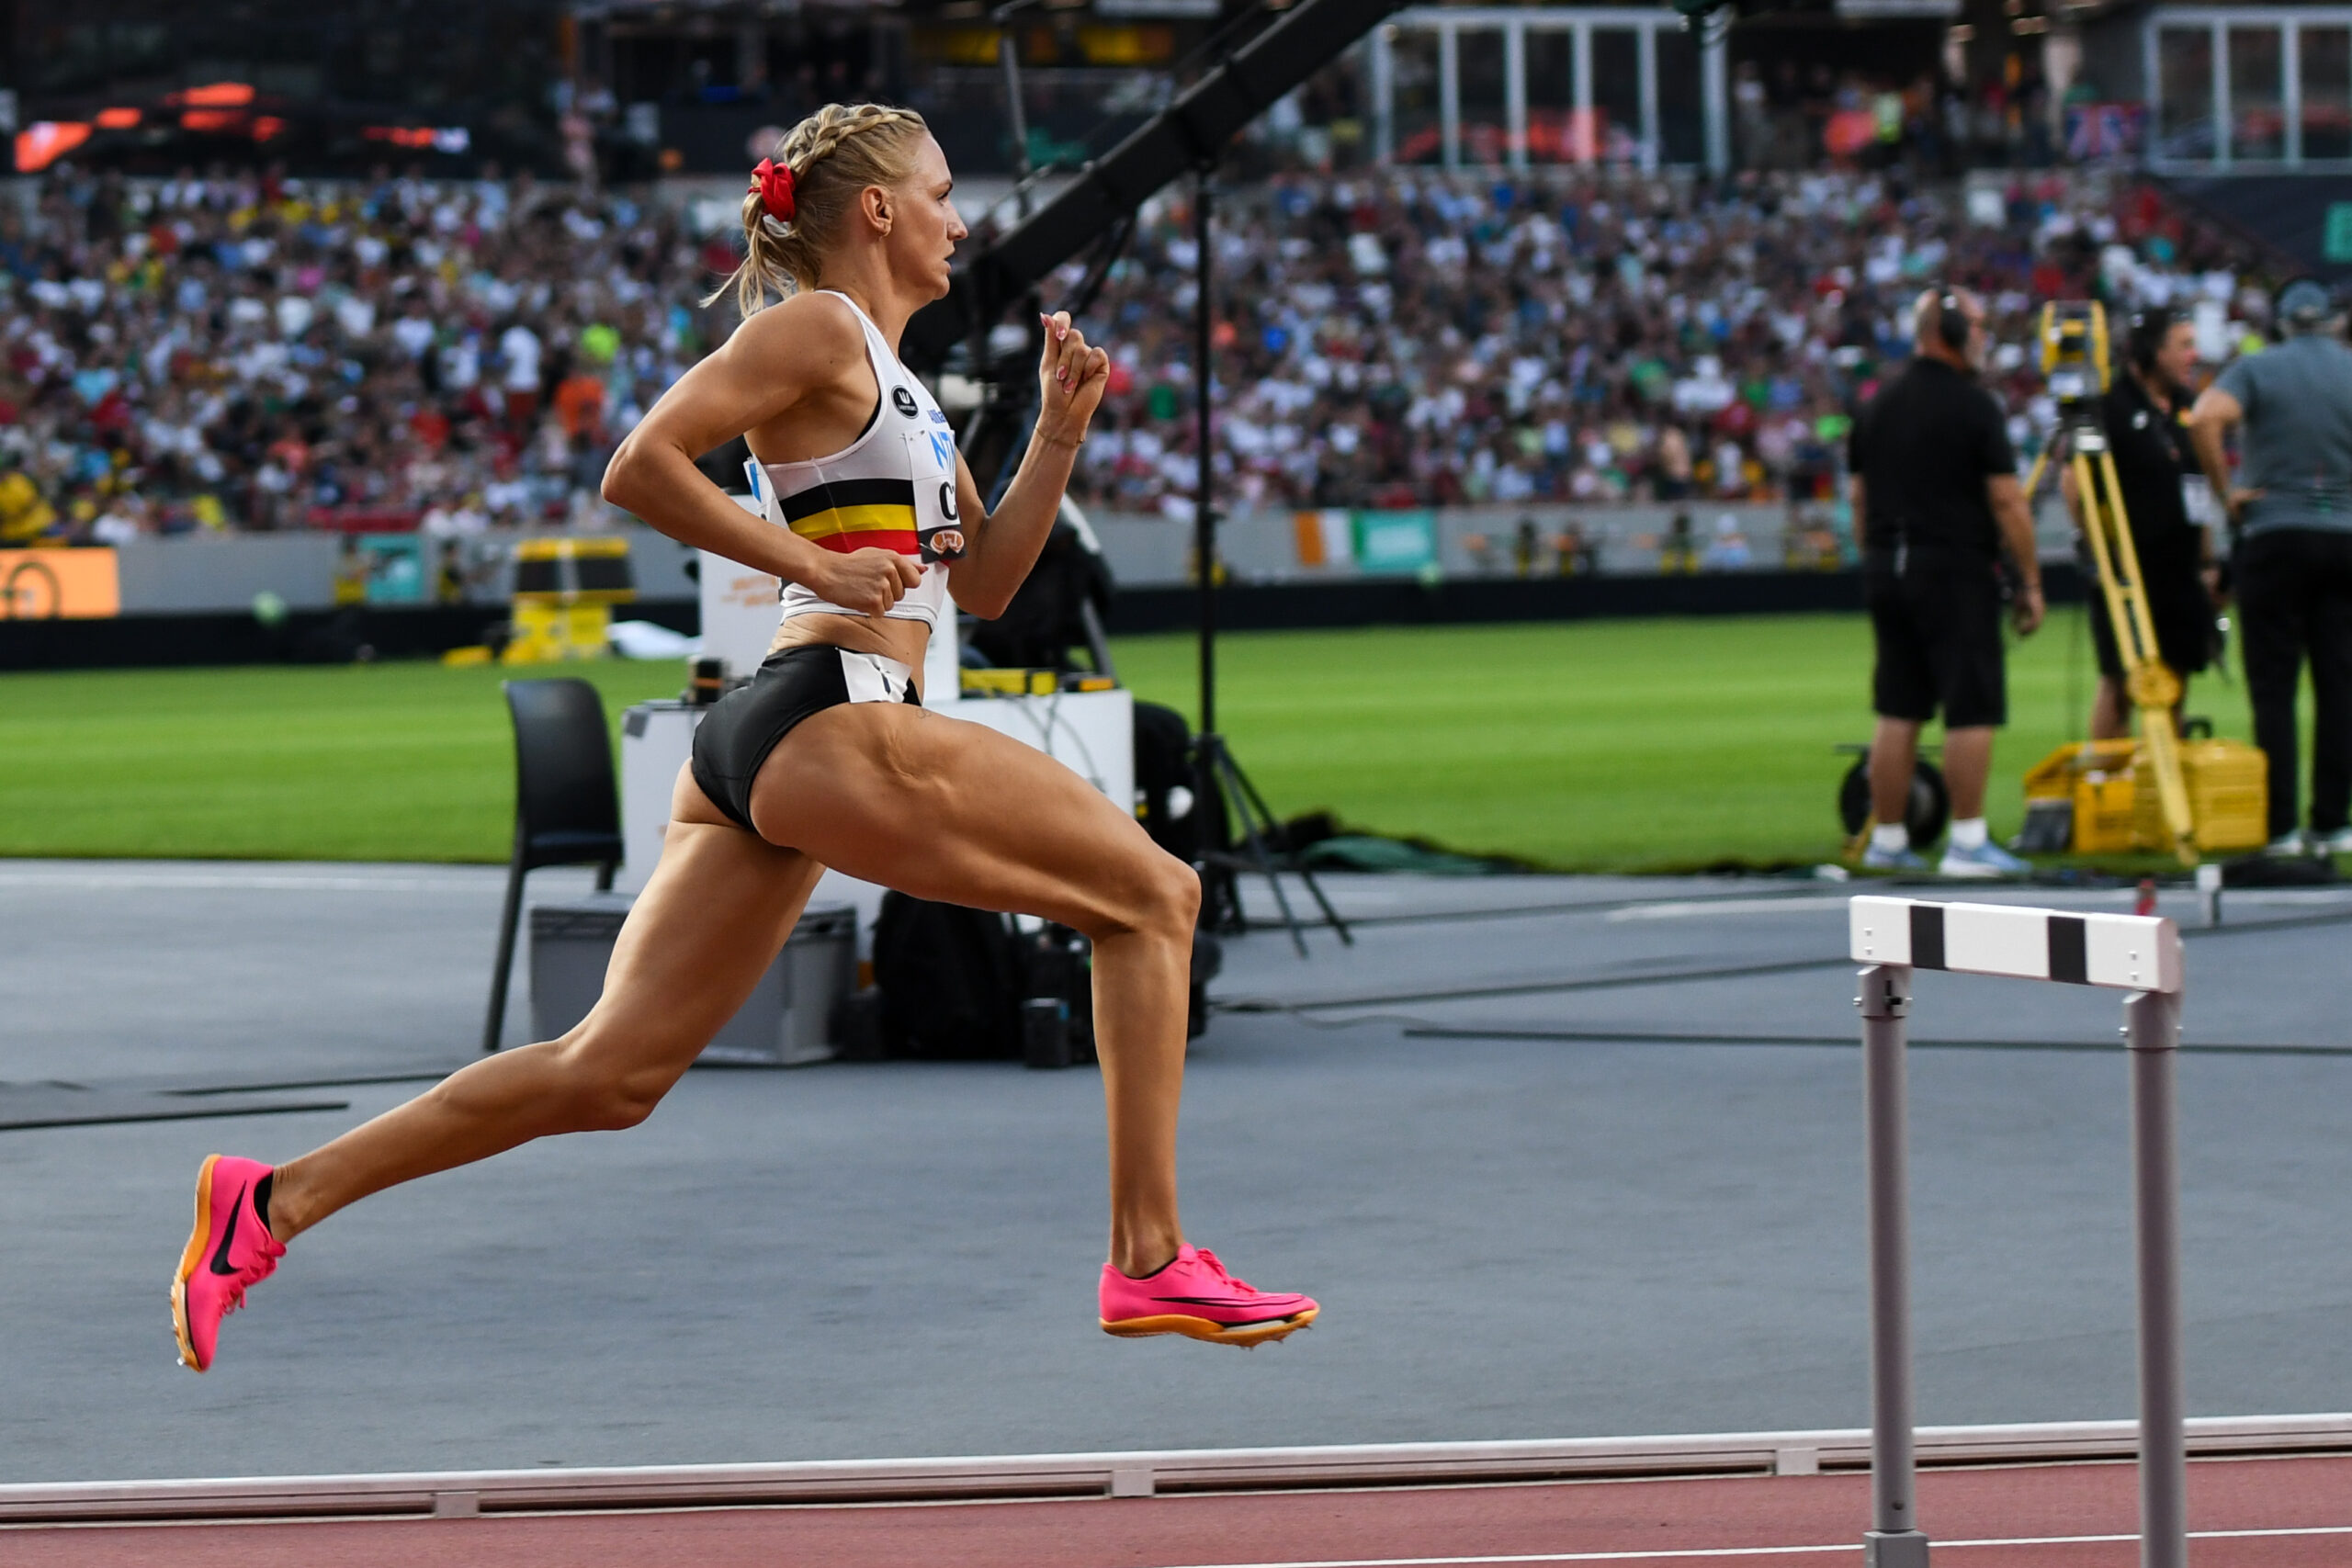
xmin=710 ymin=102 xmax=932 ymax=319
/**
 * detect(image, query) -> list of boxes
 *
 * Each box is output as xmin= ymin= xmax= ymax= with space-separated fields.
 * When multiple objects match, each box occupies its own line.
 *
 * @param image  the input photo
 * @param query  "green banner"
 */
xmin=1352 ymin=510 xmax=1437 ymax=574
xmin=2325 ymin=202 xmax=2352 ymax=264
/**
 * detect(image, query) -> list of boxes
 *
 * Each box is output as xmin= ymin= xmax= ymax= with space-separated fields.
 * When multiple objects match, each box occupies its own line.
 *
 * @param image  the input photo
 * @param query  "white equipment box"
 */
xmin=531 ymin=896 xmax=856 ymax=1066
xmin=657 ymin=527 xmax=1134 ymax=922
xmin=618 ymin=688 xmax=1134 ymax=901
xmin=696 ymin=550 xmax=785 ymax=680
xmin=617 ymin=701 xmax=703 ymax=886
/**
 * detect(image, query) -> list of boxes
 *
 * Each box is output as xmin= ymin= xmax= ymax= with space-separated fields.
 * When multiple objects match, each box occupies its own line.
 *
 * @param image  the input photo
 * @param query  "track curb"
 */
xmin=7 ymin=1414 xmax=2352 ymax=1523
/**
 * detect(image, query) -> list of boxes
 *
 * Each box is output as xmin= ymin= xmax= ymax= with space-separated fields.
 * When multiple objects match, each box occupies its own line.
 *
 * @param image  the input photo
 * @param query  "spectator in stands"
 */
xmin=1701 ymin=513 xmax=1752 ymax=570
xmin=0 ymin=464 xmax=53 ymax=542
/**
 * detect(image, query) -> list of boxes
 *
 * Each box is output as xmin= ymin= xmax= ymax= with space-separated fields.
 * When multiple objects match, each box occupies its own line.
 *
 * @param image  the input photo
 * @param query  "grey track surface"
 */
xmin=6 ymin=861 xmax=2352 ymax=1483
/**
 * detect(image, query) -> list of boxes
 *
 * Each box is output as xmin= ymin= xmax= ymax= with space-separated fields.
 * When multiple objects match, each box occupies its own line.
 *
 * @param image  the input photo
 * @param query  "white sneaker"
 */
xmin=1939 ymin=840 xmax=2030 ymax=878
xmin=1860 ymin=842 xmax=1928 ymax=873
xmin=2266 ymin=830 xmax=2312 ymax=858
xmin=2323 ymin=827 xmax=2352 ymax=856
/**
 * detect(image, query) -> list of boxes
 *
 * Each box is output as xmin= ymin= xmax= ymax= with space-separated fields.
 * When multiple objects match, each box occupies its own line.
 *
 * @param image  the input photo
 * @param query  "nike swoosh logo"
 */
xmin=208 ymin=1184 xmax=246 ymax=1275
xmin=1152 ymin=1294 xmax=1296 ymax=1309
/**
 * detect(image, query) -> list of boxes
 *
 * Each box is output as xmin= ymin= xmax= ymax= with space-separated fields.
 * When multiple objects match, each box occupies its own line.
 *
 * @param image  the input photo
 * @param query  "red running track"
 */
xmin=9 ymin=1454 xmax=2352 ymax=1567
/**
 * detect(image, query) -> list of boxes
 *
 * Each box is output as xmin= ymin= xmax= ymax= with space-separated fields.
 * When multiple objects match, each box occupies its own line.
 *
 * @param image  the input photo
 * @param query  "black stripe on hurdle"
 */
xmin=1908 ymin=903 xmax=1946 ymax=971
xmin=2047 ymin=915 xmax=2089 ymax=984
xmin=778 ymin=476 xmax=917 ymax=524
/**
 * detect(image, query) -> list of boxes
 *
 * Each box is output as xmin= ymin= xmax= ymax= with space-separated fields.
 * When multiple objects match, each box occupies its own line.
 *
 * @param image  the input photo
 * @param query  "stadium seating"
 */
xmin=0 ymin=164 xmax=2278 ymax=546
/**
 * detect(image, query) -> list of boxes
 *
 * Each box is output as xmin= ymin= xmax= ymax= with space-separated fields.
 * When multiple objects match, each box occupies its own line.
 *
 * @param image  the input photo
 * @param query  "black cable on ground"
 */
xmin=1238 ymin=886 xmax=1841 ymax=932
xmin=0 ymin=1097 xmax=353 ymax=1134
xmin=164 ymin=1070 xmax=453 ymax=1098
xmin=1215 ymin=908 xmax=2352 ymax=1017
xmin=1216 ymin=954 xmax=1850 ymax=1014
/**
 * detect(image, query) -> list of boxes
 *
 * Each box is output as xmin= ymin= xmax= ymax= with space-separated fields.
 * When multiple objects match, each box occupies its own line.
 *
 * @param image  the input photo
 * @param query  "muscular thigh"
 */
xmin=749 ymin=702 xmax=1178 ymax=932
xmin=559 ymin=766 xmax=822 ymax=1083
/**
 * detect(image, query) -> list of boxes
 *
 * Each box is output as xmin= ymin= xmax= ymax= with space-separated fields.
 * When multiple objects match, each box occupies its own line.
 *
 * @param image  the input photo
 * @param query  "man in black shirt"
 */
xmin=2068 ymin=307 xmax=2217 ymax=739
xmin=1849 ymin=286 xmax=2045 ymax=875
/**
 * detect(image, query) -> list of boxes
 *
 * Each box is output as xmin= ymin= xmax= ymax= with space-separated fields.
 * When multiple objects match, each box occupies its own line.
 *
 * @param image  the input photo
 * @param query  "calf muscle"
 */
xmin=754 ymin=704 xmax=1194 ymax=1272
xmin=267 ymin=816 xmax=818 ymax=1241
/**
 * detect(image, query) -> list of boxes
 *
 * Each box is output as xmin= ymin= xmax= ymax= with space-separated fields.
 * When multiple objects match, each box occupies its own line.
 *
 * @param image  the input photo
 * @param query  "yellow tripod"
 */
xmin=2058 ymin=426 xmax=2198 ymax=863
xmin=2030 ymin=303 xmax=2197 ymax=864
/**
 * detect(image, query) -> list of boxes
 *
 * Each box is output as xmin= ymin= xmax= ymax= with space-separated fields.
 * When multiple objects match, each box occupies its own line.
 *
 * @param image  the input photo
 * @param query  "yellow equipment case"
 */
xmin=2132 ymin=735 xmax=2267 ymax=853
xmin=2021 ymin=737 xmax=2267 ymax=855
xmin=506 ymin=536 xmax=635 ymax=663
xmin=2022 ymin=740 xmax=2140 ymax=854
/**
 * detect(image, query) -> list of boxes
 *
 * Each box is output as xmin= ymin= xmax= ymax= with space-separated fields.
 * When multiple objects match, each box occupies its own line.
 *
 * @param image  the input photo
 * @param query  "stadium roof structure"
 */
xmin=10 ymin=85 xmax=515 ymax=177
xmin=4 ymin=0 xmax=570 ymax=176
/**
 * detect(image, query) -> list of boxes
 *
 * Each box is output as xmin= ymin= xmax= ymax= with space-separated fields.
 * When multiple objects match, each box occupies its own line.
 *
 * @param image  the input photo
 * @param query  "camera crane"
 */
xmin=898 ymin=0 xmax=1399 ymax=955
xmin=2031 ymin=302 xmax=2200 ymax=863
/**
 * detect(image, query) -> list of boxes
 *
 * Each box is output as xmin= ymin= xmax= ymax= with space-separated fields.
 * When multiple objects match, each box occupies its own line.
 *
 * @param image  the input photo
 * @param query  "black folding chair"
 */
xmin=481 ymin=678 xmax=624 ymax=1054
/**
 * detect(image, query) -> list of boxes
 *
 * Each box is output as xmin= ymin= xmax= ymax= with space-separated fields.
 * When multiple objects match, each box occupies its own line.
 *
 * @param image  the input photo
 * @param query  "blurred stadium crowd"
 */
xmin=0 ymin=159 xmax=2279 ymax=548
xmin=1068 ymin=171 xmax=2272 ymax=518
xmin=0 ymin=166 xmax=721 ymax=547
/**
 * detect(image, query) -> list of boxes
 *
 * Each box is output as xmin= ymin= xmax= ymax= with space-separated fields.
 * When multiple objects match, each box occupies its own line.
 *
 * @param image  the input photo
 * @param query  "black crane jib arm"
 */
xmin=904 ymin=0 xmax=1408 ymax=372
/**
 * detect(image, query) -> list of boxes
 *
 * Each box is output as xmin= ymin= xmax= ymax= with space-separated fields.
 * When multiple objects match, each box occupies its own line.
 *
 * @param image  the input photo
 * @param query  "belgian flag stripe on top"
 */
xmin=779 ymin=477 xmax=919 ymax=555
xmin=780 ymin=477 xmax=916 ymax=525
xmin=803 ymin=527 xmax=920 ymax=555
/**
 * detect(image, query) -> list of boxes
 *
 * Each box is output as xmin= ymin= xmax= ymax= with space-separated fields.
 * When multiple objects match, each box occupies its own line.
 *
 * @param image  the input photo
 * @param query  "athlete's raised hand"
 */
xmin=943 ymin=310 xmax=1109 ymax=618
xmin=1037 ymin=310 xmax=1110 ymax=444
xmin=816 ymin=547 xmax=923 ymax=617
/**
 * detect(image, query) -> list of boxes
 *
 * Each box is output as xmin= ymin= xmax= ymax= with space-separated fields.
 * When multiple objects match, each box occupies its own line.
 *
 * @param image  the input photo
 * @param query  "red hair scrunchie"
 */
xmin=750 ymin=157 xmax=796 ymax=223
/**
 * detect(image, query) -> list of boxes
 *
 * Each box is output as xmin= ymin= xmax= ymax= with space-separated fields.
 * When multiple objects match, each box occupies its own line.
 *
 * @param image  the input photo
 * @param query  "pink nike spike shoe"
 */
xmin=172 ymin=1155 xmax=285 ymax=1372
xmin=1100 ymin=1244 xmax=1317 ymax=1348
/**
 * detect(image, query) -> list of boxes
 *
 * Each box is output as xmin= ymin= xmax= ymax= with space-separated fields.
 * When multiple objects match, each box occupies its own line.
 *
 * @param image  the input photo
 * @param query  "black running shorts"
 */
xmin=689 ymin=645 xmax=921 ymax=833
xmin=1866 ymin=554 xmax=2007 ymax=729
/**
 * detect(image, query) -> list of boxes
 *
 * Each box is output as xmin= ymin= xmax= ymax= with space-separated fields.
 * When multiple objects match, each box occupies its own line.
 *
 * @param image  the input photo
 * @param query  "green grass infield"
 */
xmin=0 ymin=608 xmax=2253 ymax=871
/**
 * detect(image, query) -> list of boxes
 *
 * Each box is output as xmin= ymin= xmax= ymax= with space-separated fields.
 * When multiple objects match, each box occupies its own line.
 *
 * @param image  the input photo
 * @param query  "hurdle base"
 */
xmin=1865 ymin=1529 xmax=1930 ymax=1567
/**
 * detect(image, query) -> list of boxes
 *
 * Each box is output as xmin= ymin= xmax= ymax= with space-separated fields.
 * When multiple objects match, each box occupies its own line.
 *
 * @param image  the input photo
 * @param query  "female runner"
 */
xmin=171 ymin=102 xmax=1317 ymax=1373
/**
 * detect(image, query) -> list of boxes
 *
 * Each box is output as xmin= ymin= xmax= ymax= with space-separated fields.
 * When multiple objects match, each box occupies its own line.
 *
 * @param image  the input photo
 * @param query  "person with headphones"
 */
xmin=1850 ymin=285 xmax=2045 ymax=875
xmin=2069 ymin=305 xmax=2218 ymax=739
xmin=2189 ymin=278 xmax=2352 ymax=854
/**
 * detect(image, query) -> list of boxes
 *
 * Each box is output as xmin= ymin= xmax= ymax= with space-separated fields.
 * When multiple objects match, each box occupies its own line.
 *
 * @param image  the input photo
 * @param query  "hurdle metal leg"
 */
xmin=1849 ymin=897 xmax=2190 ymax=1568
xmin=2126 ymin=989 xmax=2188 ymax=1568
xmin=1859 ymin=963 xmax=1928 ymax=1568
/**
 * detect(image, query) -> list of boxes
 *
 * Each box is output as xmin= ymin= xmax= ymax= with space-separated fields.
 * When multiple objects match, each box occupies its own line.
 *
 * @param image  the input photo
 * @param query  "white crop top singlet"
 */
xmin=744 ymin=290 xmax=964 ymax=629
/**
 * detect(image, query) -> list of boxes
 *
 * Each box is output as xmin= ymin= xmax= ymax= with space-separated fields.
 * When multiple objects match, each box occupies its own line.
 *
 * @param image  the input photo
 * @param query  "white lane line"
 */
xmin=1946 ymin=1526 xmax=2352 ymax=1545
xmin=0 ymin=872 xmax=499 ymax=894
xmin=1145 ymin=1547 xmax=1852 ymax=1566
xmin=1140 ymin=1523 xmax=2352 ymax=1568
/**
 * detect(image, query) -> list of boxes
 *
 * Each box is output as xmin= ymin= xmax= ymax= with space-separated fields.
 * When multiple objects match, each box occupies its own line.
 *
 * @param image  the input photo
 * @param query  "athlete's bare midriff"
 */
xmin=767 ymin=609 xmax=931 ymax=690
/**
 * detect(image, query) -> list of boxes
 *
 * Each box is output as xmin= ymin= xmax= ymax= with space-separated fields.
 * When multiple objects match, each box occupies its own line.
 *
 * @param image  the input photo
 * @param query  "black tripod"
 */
xmin=1189 ymin=164 xmax=1351 ymax=958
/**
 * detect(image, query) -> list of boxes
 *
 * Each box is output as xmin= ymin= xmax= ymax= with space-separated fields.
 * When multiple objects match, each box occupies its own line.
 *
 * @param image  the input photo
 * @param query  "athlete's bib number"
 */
xmin=908 ymin=430 xmax=967 ymax=563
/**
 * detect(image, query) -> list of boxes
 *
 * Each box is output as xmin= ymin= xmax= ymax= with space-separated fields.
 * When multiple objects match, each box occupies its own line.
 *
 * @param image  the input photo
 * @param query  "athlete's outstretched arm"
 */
xmin=604 ymin=293 xmax=921 ymax=618
xmin=947 ymin=309 xmax=1110 ymax=618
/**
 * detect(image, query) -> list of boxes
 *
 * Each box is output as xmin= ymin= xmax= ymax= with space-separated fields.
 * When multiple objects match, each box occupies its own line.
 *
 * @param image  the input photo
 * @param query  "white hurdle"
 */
xmin=1849 ymin=896 xmax=2188 ymax=1568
